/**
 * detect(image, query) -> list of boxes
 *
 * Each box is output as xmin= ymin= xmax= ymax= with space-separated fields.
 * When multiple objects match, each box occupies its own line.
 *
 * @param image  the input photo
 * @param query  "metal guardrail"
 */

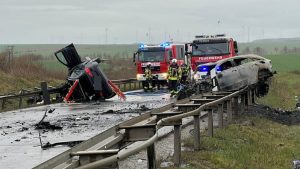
xmin=0 ymin=78 xmax=142 ymax=111
xmin=34 ymin=85 xmax=256 ymax=169
xmin=111 ymin=78 xmax=142 ymax=91
xmin=77 ymin=86 xmax=249 ymax=169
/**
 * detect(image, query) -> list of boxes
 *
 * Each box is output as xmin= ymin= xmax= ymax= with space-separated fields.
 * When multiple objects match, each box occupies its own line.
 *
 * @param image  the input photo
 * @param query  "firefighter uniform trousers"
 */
xmin=180 ymin=65 xmax=190 ymax=84
xmin=144 ymin=68 xmax=153 ymax=90
xmin=167 ymin=64 xmax=181 ymax=95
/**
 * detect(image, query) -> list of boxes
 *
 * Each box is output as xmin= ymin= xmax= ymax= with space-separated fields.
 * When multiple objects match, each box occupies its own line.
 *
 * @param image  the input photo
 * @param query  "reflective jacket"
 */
xmin=144 ymin=67 xmax=152 ymax=80
xmin=168 ymin=64 xmax=181 ymax=80
xmin=181 ymin=64 xmax=190 ymax=77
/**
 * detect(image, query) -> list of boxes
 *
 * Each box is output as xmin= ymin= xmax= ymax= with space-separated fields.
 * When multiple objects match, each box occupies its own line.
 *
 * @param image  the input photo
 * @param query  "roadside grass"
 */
xmin=40 ymin=59 xmax=67 ymax=72
xmin=257 ymin=71 xmax=300 ymax=110
xmin=165 ymin=116 xmax=300 ymax=169
xmin=255 ymin=54 xmax=300 ymax=110
xmin=0 ymin=71 xmax=63 ymax=94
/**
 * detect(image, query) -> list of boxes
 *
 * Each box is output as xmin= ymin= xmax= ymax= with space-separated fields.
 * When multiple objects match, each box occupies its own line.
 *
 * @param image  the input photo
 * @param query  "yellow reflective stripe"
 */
xmin=168 ymin=77 xmax=178 ymax=80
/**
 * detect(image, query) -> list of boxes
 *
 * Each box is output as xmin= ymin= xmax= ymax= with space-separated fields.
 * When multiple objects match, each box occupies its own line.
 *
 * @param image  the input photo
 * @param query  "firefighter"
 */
xmin=180 ymin=63 xmax=190 ymax=84
xmin=167 ymin=59 xmax=181 ymax=96
xmin=143 ymin=62 xmax=153 ymax=91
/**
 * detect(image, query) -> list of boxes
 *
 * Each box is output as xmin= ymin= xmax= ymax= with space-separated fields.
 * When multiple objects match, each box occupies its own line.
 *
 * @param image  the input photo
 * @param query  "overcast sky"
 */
xmin=0 ymin=0 xmax=299 ymax=44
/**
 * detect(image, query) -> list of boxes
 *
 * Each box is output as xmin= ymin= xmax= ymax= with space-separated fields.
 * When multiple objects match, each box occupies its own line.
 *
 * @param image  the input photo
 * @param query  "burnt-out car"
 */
xmin=199 ymin=54 xmax=274 ymax=96
xmin=192 ymin=62 xmax=217 ymax=92
xmin=55 ymin=44 xmax=123 ymax=102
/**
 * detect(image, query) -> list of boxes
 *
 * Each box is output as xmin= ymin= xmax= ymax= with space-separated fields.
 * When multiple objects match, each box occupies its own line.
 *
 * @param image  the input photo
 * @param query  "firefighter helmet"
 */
xmin=146 ymin=62 xmax=151 ymax=67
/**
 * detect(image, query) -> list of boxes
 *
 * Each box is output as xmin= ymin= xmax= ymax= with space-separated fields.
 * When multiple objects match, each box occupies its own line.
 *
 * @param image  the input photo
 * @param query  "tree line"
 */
xmin=241 ymin=46 xmax=300 ymax=55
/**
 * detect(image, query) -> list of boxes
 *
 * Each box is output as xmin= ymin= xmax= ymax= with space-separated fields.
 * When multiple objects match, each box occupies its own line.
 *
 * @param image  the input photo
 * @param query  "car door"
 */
xmin=54 ymin=44 xmax=82 ymax=69
xmin=215 ymin=60 xmax=242 ymax=91
xmin=236 ymin=58 xmax=259 ymax=86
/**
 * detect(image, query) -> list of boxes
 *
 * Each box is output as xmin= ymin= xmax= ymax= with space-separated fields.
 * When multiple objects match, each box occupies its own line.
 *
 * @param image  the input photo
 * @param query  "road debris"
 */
xmin=35 ymin=122 xmax=62 ymax=130
xmin=41 ymin=140 xmax=84 ymax=149
xmin=250 ymin=104 xmax=300 ymax=125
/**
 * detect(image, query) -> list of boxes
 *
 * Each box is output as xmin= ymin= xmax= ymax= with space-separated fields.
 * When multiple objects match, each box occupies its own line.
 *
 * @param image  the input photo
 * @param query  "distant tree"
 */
xmin=114 ymin=53 xmax=120 ymax=58
xmin=291 ymin=47 xmax=300 ymax=54
xmin=253 ymin=47 xmax=264 ymax=55
xmin=282 ymin=46 xmax=288 ymax=54
xmin=242 ymin=47 xmax=251 ymax=54
xmin=0 ymin=52 xmax=7 ymax=70
xmin=97 ymin=53 xmax=103 ymax=58
xmin=274 ymin=47 xmax=279 ymax=54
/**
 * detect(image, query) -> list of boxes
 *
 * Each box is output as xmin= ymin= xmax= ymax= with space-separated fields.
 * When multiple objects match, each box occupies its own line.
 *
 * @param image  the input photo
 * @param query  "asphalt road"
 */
xmin=0 ymin=89 xmax=172 ymax=169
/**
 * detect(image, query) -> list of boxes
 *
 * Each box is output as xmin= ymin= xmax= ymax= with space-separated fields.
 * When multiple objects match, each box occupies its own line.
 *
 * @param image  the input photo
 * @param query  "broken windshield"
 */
xmin=192 ymin=42 xmax=229 ymax=56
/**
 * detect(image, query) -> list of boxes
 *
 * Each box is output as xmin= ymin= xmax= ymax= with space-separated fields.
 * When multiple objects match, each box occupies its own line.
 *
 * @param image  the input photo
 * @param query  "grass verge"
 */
xmin=0 ymin=71 xmax=63 ymax=94
xmin=257 ymin=71 xmax=300 ymax=110
xmin=165 ymin=116 xmax=300 ymax=169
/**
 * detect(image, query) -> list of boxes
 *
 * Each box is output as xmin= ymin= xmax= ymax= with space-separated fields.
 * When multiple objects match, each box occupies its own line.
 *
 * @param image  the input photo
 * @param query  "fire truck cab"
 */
xmin=186 ymin=34 xmax=238 ymax=71
xmin=133 ymin=42 xmax=185 ymax=89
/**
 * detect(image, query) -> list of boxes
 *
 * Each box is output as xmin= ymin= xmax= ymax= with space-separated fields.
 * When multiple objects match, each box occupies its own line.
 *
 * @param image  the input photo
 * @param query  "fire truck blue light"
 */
xmin=139 ymin=43 xmax=145 ymax=49
xmin=160 ymin=42 xmax=171 ymax=47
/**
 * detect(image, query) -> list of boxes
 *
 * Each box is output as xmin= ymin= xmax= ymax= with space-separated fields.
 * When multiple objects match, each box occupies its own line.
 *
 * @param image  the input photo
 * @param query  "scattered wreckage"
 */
xmin=55 ymin=44 xmax=125 ymax=102
xmin=192 ymin=54 xmax=275 ymax=96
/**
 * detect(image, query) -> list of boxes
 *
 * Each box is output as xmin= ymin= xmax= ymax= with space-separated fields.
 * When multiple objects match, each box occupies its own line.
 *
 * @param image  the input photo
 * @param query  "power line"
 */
xmin=247 ymin=26 xmax=250 ymax=43
xmin=105 ymin=28 xmax=108 ymax=44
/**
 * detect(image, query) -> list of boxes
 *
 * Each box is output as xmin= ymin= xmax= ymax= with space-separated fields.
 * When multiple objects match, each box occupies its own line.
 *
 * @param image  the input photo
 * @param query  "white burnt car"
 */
xmin=193 ymin=54 xmax=274 ymax=96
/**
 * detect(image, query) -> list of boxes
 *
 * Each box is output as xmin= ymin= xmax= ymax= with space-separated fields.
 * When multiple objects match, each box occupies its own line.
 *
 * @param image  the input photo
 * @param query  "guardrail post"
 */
xmin=1 ymin=98 xmax=6 ymax=110
xmin=240 ymin=94 xmax=245 ymax=114
xmin=193 ymin=115 xmax=200 ymax=151
xmin=123 ymin=83 xmax=127 ymax=91
xmin=147 ymin=143 xmax=156 ymax=169
xmin=196 ymin=85 xmax=200 ymax=94
xmin=233 ymin=96 xmax=239 ymax=116
xmin=227 ymin=100 xmax=232 ymax=123
xmin=41 ymin=82 xmax=51 ymax=105
xmin=174 ymin=124 xmax=181 ymax=167
xmin=129 ymin=82 xmax=132 ymax=91
xmin=134 ymin=81 xmax=137 ymax=90
xmin=208 ymin=109 xmax=213 ymax=137
xmin=218 ymin=104 xmax=223 ymax=129
xmin=248 ymin=89 xmax=252 ymax=106
xmin=245 ymin=92 xmax=248 ymax=111
xmin=252 ymin=88 xmax=256 ymax=104
xmin=19 ymin=90 xmax=23 ymax=108
xmin=245 ymin=92 xmax=249 ymax=111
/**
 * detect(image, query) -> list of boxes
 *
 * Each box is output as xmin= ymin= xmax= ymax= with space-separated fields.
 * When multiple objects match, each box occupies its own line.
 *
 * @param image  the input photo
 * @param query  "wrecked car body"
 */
xmin=192 ymin=62 xmax=217 ymax=92
xmin=55 ymin=44 xmax=125 ymax=102
xmin=194 ymin=54 xmax=274 ymax=96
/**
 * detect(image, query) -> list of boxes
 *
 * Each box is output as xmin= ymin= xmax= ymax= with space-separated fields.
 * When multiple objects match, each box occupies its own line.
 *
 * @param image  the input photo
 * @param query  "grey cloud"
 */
xmin=0 ymin=0 xmax=299 ymax=44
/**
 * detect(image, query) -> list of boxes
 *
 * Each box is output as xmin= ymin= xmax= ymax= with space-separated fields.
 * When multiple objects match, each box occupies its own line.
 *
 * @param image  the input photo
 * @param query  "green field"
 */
xmin=0 ymin=44 xmax=138 ymax=58
xmin=264 ymin=54 xmax=300 ymax=72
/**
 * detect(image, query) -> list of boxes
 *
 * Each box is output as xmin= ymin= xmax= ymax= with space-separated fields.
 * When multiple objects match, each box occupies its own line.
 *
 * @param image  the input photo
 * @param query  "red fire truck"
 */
xmin=133 ymin=42 xmax=185 ymax=89
xmin=186 ymin=34 xmax=238 ymax=71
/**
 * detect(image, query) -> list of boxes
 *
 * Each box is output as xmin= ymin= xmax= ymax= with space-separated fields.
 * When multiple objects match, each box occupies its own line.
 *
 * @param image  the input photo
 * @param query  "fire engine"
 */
xmin=186 ymin=34 xmax=238 ymax=71
xmin=133 ymin=42 xmax=185 ymax=89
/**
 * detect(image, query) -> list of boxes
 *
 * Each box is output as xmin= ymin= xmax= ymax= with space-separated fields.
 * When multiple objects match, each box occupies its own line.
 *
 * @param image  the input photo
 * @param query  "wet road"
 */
xmin=0 ymin=89 xmax=172 ymax=169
